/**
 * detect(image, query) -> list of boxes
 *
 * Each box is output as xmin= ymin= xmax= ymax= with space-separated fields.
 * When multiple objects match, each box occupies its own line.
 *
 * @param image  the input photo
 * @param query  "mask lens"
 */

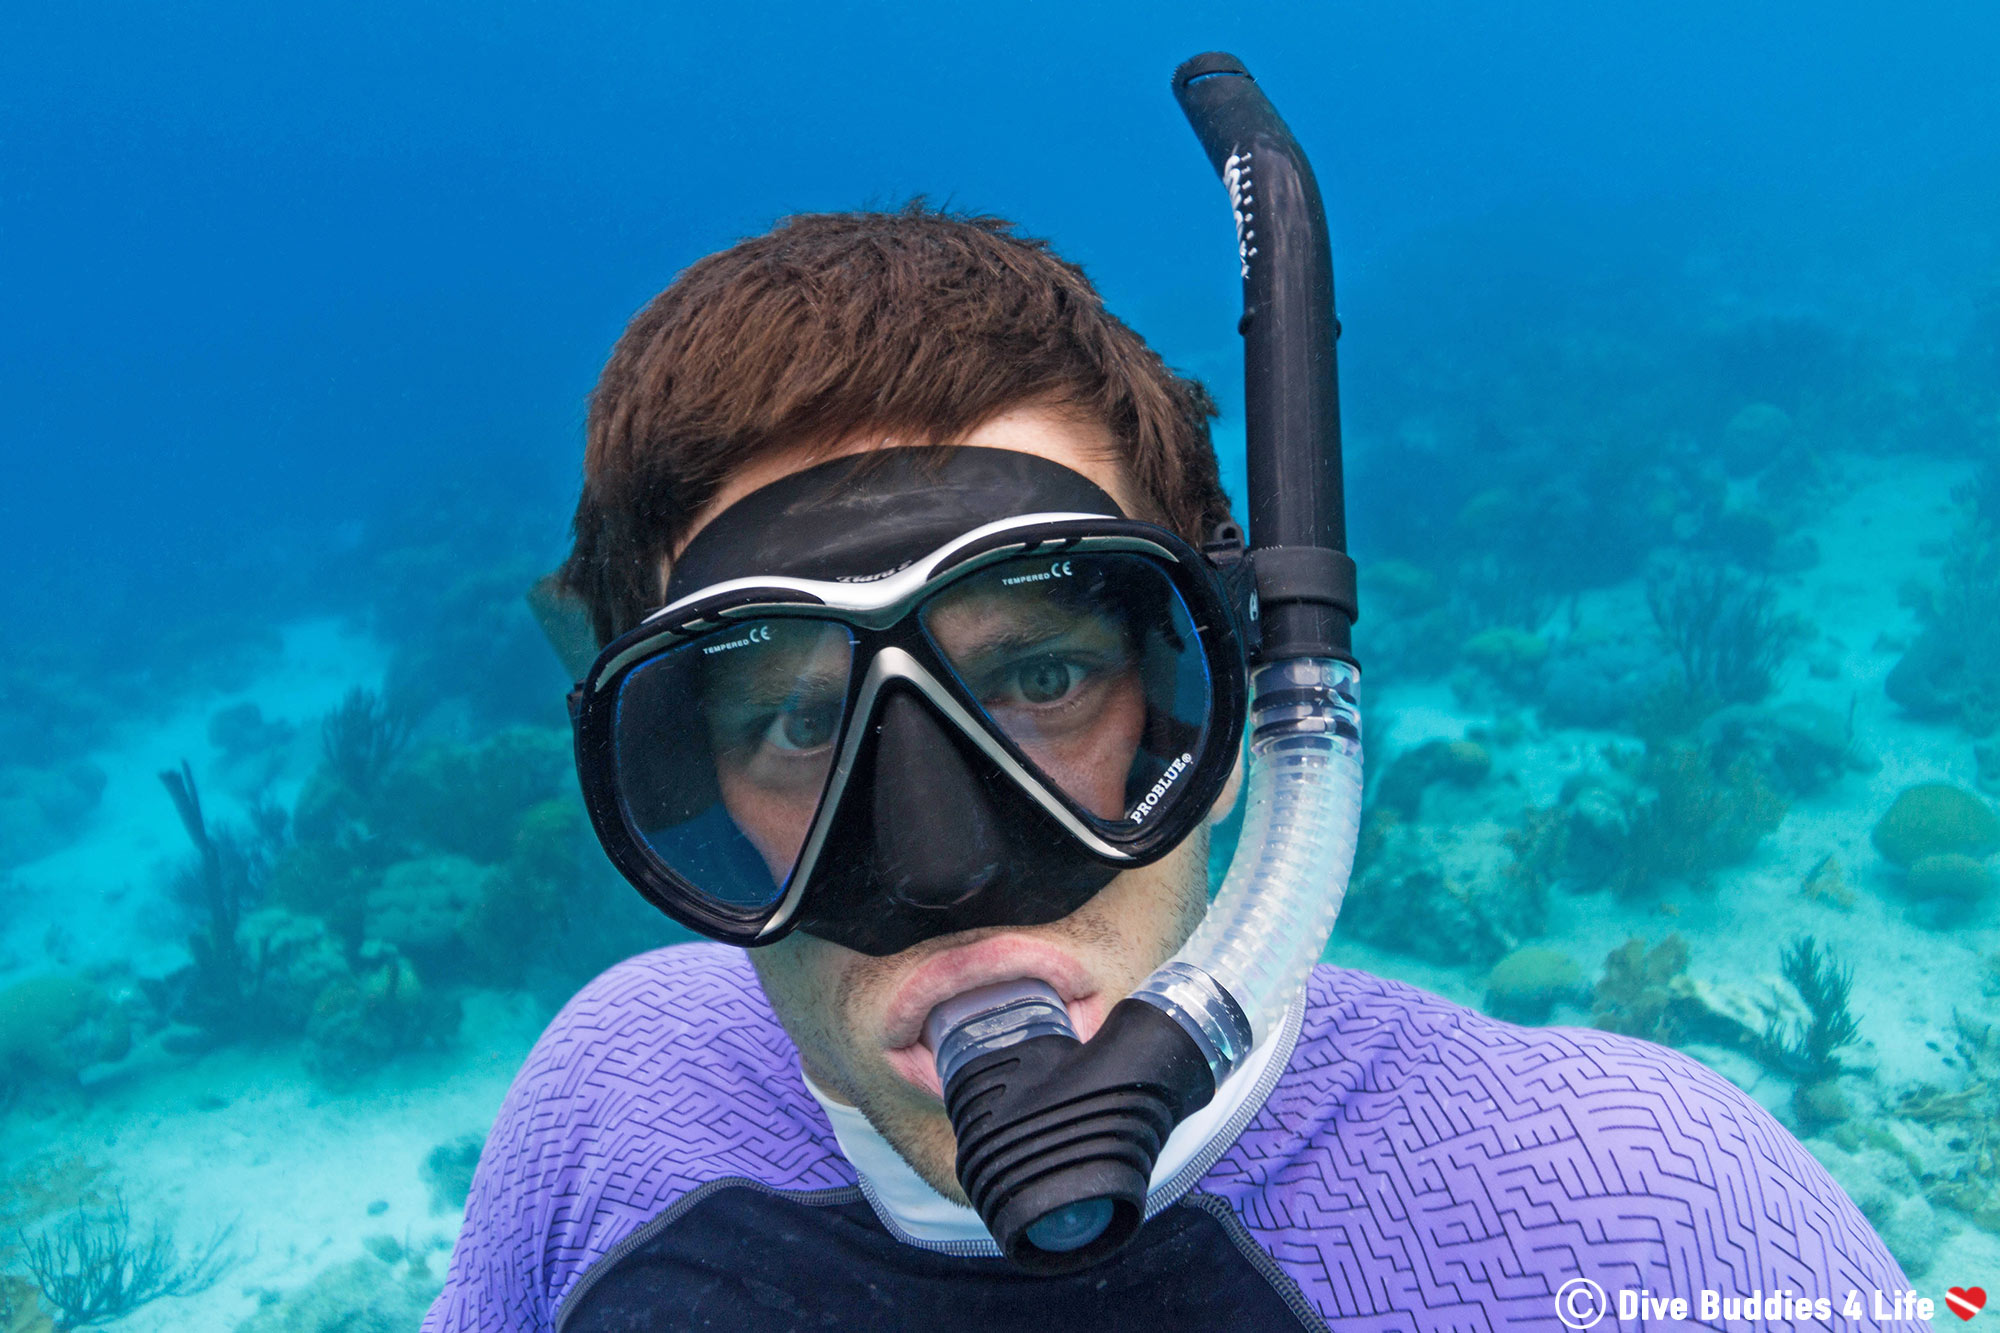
xmin=919 ymin=553 xmax=1214 ymax=830
xmin=611 ymin=619 xmax=857 ymax=909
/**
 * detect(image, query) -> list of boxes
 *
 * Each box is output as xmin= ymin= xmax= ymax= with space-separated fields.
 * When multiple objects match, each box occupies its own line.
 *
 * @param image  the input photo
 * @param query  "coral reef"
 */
xmin=159 ymin=762 xmax=277 ymax=1039
xmin=422 ymin=1134 xmax=485 ymax=1215
xmin=1895 ymin=1014 xmax=2000 ymax=1236
xmin=1453 ymin=455 xmax=1668 ymax=606
xmin=1716 ymin=402 xmax=1795 ymax=476
xmin=1887 ymin=470 xmax=2000 ymax=734
xmin=147 ymin=747 xmax=474 ymax=1080
xmin=1459 ymin=627 xmax=1548 ymax=697
xmin=1611 ymin=741 xmax=1786 ymax=891
xmin=0 ymin=762 xmax=106 ymax=872
xmin=1536 ymin=629 xmax=1678 ymax=730
xmin=320 ymin=689 xmax=412 ymax=799
xmin=179 ymin=692 xmax=652 ymax=1076
xmin=1343 ymin=811 xmax=1543 ymax=966
xmin=228 ymin=909 xmax=353 ymax=1034
xmin=1372 ymin=740 xmax=1491 ymax=820
xmin=371 ymin=728 xmax=571 ymax=864
xmin=1590 ymin=936 xmax=1692 ymax=1044
xmin=1689 ymin=499 xmax=1821 ymax=577
xmin=1798 ymin=855 xmax=1857 ymax=911
xmin=0 ymin=975 xmax=121 ymax=1093
xmin=304 ymin=943 xmax=459 ymax=1085
xmin=207 ymin=703 xmax=295 ymax=765
xmin=19 ymin=1189 xmax=235 ymax=1332
xmin=233 ymin=1249 xmax=440 ymax=1333
xmin=1697 ymin=700 xmax=1873 ymax=796
xmin=1755 ymin=935 xmax=1861 ymax=1086
xmin=1502 ymin=802 xmax=1572 ymax=899
xmin=1353 ymin=559 xmax=1459 ymax=682
xmin=1870 ymin=782 xmax=2000 ymax=867
xmin=0 ymin=651 xmax=117 ymax=787
xmin=463 ymin=799 xmax=598 ymax=986
xmin=1815 ymin=1123 xmax=1952 ymax=1278
xmin=262 ymin=841 xmax=381 ymax=951
xmin=0 ymin=1273 xmax=52 ymax=1333
xmin=1705 ymin=314 xmax=1857 ymax=426
xmin=1362 ymin=560 xmax=1442 ymax=615
xmin=1585 ymin=935 xmax=1799 ymax=1066
xmin=1977 ymin=739 xmax=2000 ymax=797
xmin=1483 ymin=947 xmax=1585 ymax=1024
xmin=295 ymin=722 xmax=569 ymax=865
xmin=1885 ymin=630 xmax=1985 ymax=726
xmin=1902 ymin=853 xmax=1994 ymax=921
xmin=1510 ymin=740 xmax=1786 ymax=898
xmin=364 ymin=499 xmax=572 ymax=733
xmin=365 ymin=855 xmax=490 ymax=972
xmin=289 ymin=689 xmax=412 ymax=848
xmin=1645 ymin=560 xmax=1800 ymax=709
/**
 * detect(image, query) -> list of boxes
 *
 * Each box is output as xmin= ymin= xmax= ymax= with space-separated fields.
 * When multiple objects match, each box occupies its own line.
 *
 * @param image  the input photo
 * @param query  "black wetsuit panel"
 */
xmin=561 ymin=1187 xmax=1318 ymax=1332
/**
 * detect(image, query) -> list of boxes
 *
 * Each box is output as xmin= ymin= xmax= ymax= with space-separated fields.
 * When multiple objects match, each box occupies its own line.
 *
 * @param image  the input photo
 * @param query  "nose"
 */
xmin=870 ymin=690 xmax=1003 ymax=908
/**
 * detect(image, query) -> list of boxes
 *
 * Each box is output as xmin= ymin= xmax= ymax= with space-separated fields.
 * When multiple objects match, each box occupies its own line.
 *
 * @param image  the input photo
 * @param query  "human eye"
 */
xmin=757 ymin=696 xmax=843 ymax=754
xmin=989 ymin=654 xmax=1093 ymax=709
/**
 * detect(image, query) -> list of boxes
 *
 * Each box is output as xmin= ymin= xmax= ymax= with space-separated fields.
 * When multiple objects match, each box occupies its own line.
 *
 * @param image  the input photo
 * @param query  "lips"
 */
xmin=880 ymin=934 xmax=1104 ymax=1099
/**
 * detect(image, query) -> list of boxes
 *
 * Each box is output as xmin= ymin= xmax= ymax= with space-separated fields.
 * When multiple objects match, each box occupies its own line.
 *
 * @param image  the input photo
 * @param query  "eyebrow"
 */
xmin=935 ymin=610 xmax=1128 ymax=665
xmin=716 ymin=662 xmax=849 ymax=712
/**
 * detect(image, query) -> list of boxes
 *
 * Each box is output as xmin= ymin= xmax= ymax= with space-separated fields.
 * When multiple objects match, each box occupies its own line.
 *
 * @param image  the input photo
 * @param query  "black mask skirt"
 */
xmin=568 ymin=446 xmax=1248 ymax=956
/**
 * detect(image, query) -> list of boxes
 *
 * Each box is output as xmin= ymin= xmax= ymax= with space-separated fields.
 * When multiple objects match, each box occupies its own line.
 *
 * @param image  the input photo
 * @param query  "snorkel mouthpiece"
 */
xmin=926 ymin=981 xmax=1217 ymax=1274
xmin=924 ymin=979 xmax=1075 ymax=1087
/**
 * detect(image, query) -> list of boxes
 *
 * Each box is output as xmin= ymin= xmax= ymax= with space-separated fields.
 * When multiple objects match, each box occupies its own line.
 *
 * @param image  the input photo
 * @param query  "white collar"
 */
xmin=803 ymin=997 xmax=1304 ymax=1255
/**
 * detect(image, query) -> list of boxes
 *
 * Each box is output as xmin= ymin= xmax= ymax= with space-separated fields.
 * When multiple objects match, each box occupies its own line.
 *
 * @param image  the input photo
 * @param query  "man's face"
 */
xmin=672 ymin=405 xmax=1220 ymax=1203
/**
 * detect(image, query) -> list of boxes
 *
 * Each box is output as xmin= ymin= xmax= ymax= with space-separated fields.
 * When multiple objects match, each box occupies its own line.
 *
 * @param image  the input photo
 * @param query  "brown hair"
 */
xmin=561 ymin=202 xmax=1232 ymax=645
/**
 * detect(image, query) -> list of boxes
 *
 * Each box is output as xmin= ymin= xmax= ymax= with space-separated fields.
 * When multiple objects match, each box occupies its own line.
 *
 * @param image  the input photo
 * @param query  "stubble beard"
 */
xmin=751 ymin=827 xmax=1213 ymax=1205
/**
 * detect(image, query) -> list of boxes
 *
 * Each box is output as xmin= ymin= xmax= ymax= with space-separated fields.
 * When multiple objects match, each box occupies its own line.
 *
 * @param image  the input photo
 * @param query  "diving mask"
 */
xmin=569 ymin=446 xmax=1248 ymax=956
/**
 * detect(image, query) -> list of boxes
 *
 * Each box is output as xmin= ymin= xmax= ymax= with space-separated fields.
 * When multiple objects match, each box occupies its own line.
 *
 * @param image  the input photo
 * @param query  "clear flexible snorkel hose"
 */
xmin=1130 ymin=657 xmax=1361 ymax=1077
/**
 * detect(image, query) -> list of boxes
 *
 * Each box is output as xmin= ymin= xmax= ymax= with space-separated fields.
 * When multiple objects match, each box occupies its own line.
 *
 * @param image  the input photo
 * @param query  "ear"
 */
xmin=525 ymin=573 xmax=602 ymax=681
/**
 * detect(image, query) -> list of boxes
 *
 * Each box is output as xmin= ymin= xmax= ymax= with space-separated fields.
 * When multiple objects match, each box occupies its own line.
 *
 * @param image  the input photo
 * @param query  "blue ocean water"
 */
xmin=2 ymin=2 xmax=1998 ymax=1325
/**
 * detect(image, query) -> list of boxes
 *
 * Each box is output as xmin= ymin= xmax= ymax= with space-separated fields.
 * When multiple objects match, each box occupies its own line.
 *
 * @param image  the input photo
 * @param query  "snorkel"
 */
xmin=922 ymin=53 xmax=1364 ymax=1273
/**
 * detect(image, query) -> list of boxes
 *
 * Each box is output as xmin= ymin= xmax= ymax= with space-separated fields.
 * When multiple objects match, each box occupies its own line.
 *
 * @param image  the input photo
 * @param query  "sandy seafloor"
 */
xmin=3 ymin=454 xmax=1997 ymax=1328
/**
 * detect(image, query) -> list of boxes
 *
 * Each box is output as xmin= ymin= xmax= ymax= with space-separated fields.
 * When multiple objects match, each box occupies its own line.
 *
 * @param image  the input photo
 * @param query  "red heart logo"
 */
xmin=1948 ymin=1287 xmax=1987 ymax=1321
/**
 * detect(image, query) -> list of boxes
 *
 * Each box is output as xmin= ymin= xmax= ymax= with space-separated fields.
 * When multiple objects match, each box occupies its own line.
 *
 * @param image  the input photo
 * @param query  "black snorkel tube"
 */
xmin=1176 ymin=52 xmax=1357 ymax=666
xmin=928 ymin=53 xmax=1364 ymax=1275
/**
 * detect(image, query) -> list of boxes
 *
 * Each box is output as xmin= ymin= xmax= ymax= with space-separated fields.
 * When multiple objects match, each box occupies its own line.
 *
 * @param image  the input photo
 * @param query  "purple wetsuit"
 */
xmin=425 ymin=943 xmax=1923 ymax=1332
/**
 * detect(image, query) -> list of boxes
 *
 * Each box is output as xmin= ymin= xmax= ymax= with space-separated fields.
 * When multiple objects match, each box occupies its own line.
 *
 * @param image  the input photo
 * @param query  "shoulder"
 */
xmin=508 ymin=941 xmax=809 ymax=1104
xmin=424 ymin=943 xmax=851 ymax=1333
xmin=1199 ymin=965 xmax=1915 ymax=1327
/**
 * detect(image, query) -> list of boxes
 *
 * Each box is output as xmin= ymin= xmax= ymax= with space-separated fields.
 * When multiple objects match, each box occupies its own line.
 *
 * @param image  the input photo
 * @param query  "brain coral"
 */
xmin=366 ymin=854 xmax=491 ymax=958
xmin=1484 ymin=946 xmax=1584 ymax=1024
xmin=1870 ymin=783 xmax=2000 ymax=867
xmin=1904 ymin=852 xmax=1994 ymax=905
xmin=0 ymin=972 xmax=109 ymax=1081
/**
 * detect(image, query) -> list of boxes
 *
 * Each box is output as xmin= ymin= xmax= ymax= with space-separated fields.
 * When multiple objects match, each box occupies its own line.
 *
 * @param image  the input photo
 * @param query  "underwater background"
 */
xmin=4 ymin=1 xmax=1999 ymax=1325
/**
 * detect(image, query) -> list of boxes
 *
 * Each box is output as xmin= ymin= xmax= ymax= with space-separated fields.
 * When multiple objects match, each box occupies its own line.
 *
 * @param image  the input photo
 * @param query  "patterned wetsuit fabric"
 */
xmin=423 ymin=944 xmax=1921 ymax=1332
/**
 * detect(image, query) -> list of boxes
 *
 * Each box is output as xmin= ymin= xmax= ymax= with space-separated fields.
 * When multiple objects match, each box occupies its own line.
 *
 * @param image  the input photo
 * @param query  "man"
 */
xmin=425 ymin=206 xmax=1920 ymax=1331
